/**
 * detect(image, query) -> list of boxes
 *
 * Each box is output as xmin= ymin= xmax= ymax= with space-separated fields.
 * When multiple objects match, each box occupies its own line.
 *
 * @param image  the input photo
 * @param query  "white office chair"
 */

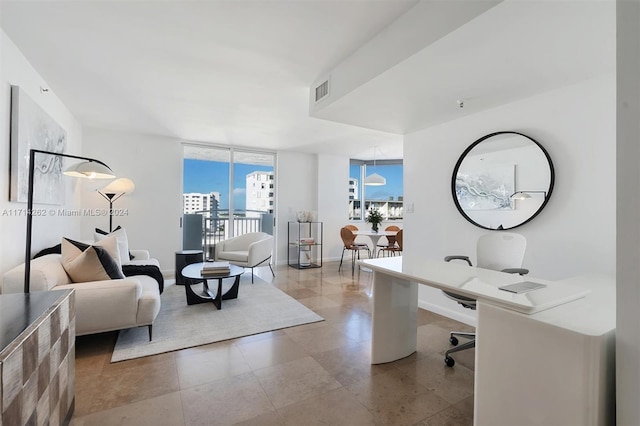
xmin=443 ymin=232 xmax=528 ymax=367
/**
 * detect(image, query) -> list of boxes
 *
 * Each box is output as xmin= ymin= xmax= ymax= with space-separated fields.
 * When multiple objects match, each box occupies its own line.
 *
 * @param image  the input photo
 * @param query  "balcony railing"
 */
xmin=184 ymin=209 xmax=272 ymax=260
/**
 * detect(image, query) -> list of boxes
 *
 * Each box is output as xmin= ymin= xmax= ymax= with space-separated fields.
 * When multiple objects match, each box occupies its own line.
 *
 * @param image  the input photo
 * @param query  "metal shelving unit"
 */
xmin=288 ymin=221 xmax=323 ymax=269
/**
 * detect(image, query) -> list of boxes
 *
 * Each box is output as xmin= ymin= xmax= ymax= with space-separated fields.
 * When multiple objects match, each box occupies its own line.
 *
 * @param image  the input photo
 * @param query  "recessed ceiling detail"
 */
xmin=310 ymin=1 xmax=615 ymax=135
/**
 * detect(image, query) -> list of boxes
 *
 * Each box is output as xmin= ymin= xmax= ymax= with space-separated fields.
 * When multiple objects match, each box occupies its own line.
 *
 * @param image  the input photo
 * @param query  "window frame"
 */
xmin=349 ymin=158 xmax=403 ymax=221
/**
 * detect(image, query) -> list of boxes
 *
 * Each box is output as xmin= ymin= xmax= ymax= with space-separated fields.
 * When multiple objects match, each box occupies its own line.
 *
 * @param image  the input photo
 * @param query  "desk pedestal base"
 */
xmin=371 ymin=272 xmax=418 ymax=364
xmin=475 ymin=302 xmax=615 ymax=426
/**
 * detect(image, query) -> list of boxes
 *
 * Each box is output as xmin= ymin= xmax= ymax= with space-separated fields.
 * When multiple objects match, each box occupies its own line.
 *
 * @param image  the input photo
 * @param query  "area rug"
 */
xmin=111 ymin=277 xmax=324 ymax=362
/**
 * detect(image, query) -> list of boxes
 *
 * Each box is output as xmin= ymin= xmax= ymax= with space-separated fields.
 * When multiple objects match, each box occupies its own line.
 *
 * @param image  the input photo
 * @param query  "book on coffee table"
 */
xmin=201 ymin=261 xmax=231 ymax=276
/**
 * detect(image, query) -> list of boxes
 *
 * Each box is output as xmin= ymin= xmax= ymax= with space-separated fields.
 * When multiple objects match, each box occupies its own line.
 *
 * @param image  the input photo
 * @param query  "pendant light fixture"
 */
xmin=365 ymin=146 xmax=386 ymax=186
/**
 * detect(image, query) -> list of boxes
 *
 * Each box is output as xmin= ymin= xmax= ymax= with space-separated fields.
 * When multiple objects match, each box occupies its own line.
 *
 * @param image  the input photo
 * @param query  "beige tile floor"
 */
xmin=71 ymin=262 xmax=476 ymax=426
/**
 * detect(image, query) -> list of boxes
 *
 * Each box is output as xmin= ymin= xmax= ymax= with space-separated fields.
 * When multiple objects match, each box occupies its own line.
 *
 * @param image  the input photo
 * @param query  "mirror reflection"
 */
xmin=452 ymin=131 xmax=554 ymax=230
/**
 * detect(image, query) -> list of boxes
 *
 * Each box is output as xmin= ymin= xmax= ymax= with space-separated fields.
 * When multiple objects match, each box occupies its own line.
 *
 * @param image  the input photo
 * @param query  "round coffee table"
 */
xmin=181 ymin=263 xmax=245 ymax=309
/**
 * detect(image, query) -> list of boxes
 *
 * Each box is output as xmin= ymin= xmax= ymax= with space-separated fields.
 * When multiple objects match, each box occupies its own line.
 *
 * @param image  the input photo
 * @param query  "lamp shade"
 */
xmin=64 ymin=161 xmax=115 ymax=179
xmin=101 ymin=178 xmax=135 ymax=195
xmin=365 ymin=173 xmax=386 ymax=186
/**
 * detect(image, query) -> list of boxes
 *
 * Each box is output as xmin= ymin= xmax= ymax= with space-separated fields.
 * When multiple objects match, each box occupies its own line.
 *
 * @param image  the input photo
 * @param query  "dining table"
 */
xmin=354 ymin=230 xmax=397 ymax=258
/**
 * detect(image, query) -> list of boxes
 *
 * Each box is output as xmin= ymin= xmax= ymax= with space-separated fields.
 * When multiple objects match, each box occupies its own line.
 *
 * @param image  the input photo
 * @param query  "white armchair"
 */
xmin=214 ymin=232 xmax=275 ymax=283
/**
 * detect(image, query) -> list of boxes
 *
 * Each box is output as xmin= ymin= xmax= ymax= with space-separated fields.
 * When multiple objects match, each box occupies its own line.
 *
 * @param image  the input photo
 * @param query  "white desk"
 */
xmin=361 ymin=257 xmax=615 ymax=426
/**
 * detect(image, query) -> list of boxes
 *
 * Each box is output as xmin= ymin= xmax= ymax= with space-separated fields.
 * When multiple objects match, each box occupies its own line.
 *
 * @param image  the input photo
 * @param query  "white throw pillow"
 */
xmin=94 ymin=227 xmax=130 ymax=266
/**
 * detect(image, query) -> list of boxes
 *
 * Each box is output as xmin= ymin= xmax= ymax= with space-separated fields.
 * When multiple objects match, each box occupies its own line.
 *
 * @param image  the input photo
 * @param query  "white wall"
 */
xmin=272 ymin=151 xmax=317 ymax=265
xmin=403 ymin=75 xmax=616 ymax=324
xmin=0 ymin=31 xmax=83 ymax=275
xmin=616 ymin=1 xmax=639 ymax=422
xmin=80 ymin=128 xmax=183 ymax=274
xmin=317 ymin=154 xmax=350 ymax=261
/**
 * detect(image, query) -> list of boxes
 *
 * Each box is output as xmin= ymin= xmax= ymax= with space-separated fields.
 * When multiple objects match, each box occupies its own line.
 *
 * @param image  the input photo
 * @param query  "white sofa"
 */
xmin=215 ymin=232 xmax=275 ymax=283
xmin=2 ymin=249 xmax=161 ymax=339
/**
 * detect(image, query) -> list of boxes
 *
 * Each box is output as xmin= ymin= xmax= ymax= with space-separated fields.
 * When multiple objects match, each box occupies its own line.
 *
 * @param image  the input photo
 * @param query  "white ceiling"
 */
xmin=313 ymin=0 xmax=616 ymax=134
xmin=1 ymin=1 xmax=615 ymax=161
xmin=1 ymin=0 xmax=419 ymax=159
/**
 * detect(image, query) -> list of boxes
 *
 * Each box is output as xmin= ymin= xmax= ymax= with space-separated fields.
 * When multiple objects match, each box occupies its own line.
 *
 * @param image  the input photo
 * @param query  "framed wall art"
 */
xmin=10 ymin=85 xmax=67 ymax=204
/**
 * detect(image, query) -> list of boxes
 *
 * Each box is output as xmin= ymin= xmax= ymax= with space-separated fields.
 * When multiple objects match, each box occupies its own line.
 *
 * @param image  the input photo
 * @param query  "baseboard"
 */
xmin=418 ymin=299 xmax=477 ymax=327
xmin=275 ymin=257 xmax=342 ymax=266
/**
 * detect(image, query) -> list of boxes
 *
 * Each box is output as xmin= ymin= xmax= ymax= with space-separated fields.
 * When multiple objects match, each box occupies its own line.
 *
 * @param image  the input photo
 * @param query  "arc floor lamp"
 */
xmin=24 ymin=149 xmax=115 ymax=293
xmin=97 ymin=178 xmax=135 ymax=232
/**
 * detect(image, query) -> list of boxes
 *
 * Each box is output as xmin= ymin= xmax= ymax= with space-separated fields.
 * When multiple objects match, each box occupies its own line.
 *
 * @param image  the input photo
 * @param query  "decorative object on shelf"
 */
xmin=24 ymin=149 xmax=115 ymax=293
xmin=364 ymin=146 xmax=386 ymax=186
xmin=365 ymin=209 xmax=384 ymax=233
xmin=10 ymin=85 xmax=68 ymax=204
xmin=296 ymin=210 xmax=317 ymax=222
xmin=98 ymin=177 xmax=135 ymax=232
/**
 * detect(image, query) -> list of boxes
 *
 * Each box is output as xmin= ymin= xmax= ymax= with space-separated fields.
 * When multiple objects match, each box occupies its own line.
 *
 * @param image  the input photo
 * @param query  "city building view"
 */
xmin=182 ymin=192 xmax=220 ymax=215
xmin=183 ymin=158 xmax=274 ymax=256
xmin=245 ymin=171 xmax=275 ymax=217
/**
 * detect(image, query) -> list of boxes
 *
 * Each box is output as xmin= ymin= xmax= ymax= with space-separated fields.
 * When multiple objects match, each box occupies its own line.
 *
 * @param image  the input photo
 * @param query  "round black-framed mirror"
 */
xmin=451 ymin=131 xmax=555 ymax=230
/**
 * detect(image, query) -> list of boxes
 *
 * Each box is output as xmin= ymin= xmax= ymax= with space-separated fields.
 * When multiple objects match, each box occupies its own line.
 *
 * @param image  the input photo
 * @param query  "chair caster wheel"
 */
xmin=449 ymin=336 xmax=459 ymax=346
xmin=444 ymin=356 xmax=455 ymax=367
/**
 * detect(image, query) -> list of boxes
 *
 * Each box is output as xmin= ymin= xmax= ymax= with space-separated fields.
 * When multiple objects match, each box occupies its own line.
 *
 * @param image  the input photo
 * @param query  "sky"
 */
xmin=184 ymin=159 xmax=404 ymax=210
xmin=183 ymin=159 xmax=272 ymax=210
xmin=350 ymin=163 xmax=404 ymax=200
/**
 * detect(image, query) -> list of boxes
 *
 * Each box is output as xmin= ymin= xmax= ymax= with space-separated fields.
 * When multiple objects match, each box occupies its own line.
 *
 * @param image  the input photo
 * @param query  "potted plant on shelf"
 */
xmin=365 ymin=209 xmax=384 ymax=233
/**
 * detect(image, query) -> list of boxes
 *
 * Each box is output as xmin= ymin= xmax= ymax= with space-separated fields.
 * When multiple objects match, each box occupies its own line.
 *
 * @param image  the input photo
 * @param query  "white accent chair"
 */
xmin=443 ymin=232 xmax=529 ymax=367
xmin=214 ymin=232 xmax=275 ymax=283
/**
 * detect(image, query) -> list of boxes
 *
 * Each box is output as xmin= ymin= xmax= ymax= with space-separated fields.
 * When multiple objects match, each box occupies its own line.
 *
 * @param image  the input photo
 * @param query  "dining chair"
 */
xmin=378 ymin=229 xmax=403 ymax=257
xmin=443 ymin=232 xmax=528 ymax=367
xmin=339 ymin=227 xmax=371 ymax=274
xmin=344 ymin=224 xmax=369 ymax=250
xmin=376 ymin=225 xmax=401 ymax=256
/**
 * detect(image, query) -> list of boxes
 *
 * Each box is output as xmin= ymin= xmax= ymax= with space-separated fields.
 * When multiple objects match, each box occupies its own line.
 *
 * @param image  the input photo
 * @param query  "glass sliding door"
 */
xmin=183 ymin=144 xmax=275 ymax=260
xmin=232 ymin=150 xmax=275 ymax=238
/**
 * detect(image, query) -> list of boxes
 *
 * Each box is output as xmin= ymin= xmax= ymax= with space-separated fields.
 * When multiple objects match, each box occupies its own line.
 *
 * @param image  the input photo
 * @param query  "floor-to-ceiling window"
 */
xmin=182 ymin=144 xmax=275 ymax=260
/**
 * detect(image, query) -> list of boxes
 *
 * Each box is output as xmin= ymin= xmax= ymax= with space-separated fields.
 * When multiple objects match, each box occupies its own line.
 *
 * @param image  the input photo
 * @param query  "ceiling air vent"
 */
xmin=315 ymin=79 xmax=329 ymax=102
